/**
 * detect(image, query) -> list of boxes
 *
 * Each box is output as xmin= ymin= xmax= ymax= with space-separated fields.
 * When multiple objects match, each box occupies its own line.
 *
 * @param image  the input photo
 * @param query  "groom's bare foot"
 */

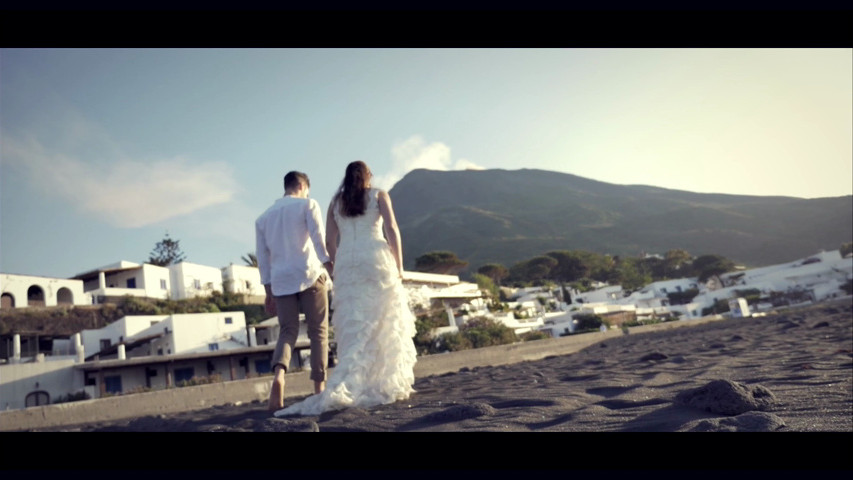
xmin=268 ymin=366 xmax=286 ymax=411
xmin=314 ymin=380 xmax=325 ymax=394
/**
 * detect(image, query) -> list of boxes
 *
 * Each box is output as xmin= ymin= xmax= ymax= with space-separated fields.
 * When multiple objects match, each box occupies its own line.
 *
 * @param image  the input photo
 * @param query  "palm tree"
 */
xmin=242 ymin=253 xmax=258 ymax=267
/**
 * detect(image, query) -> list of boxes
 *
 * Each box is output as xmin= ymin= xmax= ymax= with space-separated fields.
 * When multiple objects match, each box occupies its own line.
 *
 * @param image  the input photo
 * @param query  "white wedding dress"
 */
xmin=274 ymin=188 xmax=417 ymax=417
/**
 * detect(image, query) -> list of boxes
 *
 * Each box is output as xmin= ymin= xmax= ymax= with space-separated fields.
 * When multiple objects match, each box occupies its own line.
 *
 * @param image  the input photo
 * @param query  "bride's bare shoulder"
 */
xmin=375 ymin=189 xmax=391 ymax=201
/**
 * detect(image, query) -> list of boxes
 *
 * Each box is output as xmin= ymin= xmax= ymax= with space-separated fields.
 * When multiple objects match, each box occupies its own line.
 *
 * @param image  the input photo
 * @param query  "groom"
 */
xmin=256 ymin=170 xmax=334 ymax=411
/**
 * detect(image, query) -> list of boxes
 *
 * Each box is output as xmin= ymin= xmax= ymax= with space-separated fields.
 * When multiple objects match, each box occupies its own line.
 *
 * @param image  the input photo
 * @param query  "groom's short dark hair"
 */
xmin=284 ymin=171 xmax=310 ymax=191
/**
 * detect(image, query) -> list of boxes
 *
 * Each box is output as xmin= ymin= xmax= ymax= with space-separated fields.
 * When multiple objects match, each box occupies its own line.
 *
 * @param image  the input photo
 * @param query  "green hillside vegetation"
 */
xmin=456 ymin=248 xmax=737 ymax=292
xmin=389 ymin=168 xmax=852 ymax=274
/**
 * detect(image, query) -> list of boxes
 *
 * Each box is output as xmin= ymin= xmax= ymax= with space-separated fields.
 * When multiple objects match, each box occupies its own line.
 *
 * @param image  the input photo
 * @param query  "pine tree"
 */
xmin=147 ymin=233 xmax=187 ymax=266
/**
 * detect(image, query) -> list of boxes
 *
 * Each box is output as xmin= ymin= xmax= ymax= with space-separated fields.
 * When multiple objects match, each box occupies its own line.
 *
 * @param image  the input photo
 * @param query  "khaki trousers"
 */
xmin=270 ymin=275 xmax=329 ymax=383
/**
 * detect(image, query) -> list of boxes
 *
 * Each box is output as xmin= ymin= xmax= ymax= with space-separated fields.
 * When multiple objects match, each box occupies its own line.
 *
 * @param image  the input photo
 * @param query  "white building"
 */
xmin=0 ymin=355 xmax=83 ymax=410
xmin=639 ymin=278 xmax=701 ymax=298
xmin=71 ymin=261 xmax=171 ymax=304
xmin=489 ymin=311 xmax=545 ymax=335
xmin=539 ymin=311 xmax=577 ymax=337
xmin=168 ymin=261 xmax=224 ymax=300
xmin=221 ymin=264 xmax=265 ymax=301
xmin=569 ymin=285 xmax=623 ymax=305
xmin=402 ymin=270 xmax=485 ymax=317
xmin=0 ymin=311 xmax=272 ymax=409
xmin=1 ymin=273 xmax=92 ymax=309
xmin=79 ymin=312 xmax=249 ymax=361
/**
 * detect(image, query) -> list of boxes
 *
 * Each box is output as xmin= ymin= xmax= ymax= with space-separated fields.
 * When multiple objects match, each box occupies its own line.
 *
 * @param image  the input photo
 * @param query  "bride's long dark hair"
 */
xmin=334 ymin=161 xmax=372 ymax=217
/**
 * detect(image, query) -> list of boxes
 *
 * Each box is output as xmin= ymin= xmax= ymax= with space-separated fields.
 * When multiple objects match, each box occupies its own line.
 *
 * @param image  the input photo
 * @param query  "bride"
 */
xmin=274 ymin=160 xmax=418 ymax=417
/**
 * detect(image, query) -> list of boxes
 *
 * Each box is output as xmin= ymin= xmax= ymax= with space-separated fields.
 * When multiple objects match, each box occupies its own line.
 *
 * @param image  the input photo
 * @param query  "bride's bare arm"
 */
xmin=325 ymin=200 xmax=339 ymax=276
xmin=378 ymin=190 xmax=404 ymax=277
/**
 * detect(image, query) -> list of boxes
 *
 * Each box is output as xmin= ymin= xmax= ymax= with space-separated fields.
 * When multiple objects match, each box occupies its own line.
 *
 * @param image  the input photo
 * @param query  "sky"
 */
xmin=1 ymin=48 xmax=851 ymax=279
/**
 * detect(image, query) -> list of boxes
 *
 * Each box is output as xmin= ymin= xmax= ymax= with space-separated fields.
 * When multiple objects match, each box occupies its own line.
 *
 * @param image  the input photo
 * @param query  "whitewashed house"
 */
xmin=402 ymin=271 xmax=482 ymax=310
xmin=221 ymin=264 xmax=265 ymax=301
xmin=489 ymin=311 xmax=545 ymax=335
xmin=168 ymin=261 xmax=224 ymax=300
xmin=538 ymin=311 xmax=576 ymax=337
xmin=511 ymin=286 xmax=561 ymax=313
xmin=644 ymin=278 xmax=701 ymax=298
xmin=71 ymin=261 xmax=171 ymax=304
xmin=510 ymin=286 xmax=551 ymax=301
xmin=0 ymin=354 xmax=83 ymax=410
xmin=79 ymin=312 xmax=250 ymax=361
xmin=1 ymin=273 xmax=91 ymax=309
xmin=666 ymin=302 xmax=707 ymax=320
xmin=401 ymin=270 xmax=486 ymax=333
xmin=78 ymin=315 xmax=169 ymax=361
xmin=0 ymin=311 xmax=275 ymax=408
xmin=570 ymin=285 xmax=623 ymax=304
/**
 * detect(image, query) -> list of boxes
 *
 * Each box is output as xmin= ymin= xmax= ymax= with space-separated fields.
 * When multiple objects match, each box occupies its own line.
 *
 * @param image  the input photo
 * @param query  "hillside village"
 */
xmin=1 ymin=248 xmax=851 ymax=411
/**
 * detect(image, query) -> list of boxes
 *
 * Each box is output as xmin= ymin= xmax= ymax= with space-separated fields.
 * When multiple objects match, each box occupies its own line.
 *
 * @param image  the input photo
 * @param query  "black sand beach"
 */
xmin=7 ymin=301 xmax=852 ymax=473
xmin=36 ymin=301 xmax=851 ymax=435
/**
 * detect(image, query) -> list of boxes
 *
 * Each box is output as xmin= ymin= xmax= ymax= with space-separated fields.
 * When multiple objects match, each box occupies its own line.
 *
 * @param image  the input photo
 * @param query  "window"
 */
xmin=208 ymin=343 xmax=219 ymax=351
xmin=126 ymin=278 xmax=136 ymax=288
xmin=160 ymin=279 xmax=167 ymax=289
xmin=661 ymin=288 xmax=667 ymax=293
xmin=255 ymin=359 xmax=271 ymax=374
xmin=225 ymin=317 xmax=233 ymax=324
xmin=2 ymin=292 xmax=15 ymax=309
xmin=25 ymin=391 xmax=50 ymax=407
xmin=193 ymin=279 xmax=201 ymax=289
xmin=245 ymin=281 xmax=251 ymax=289
xmin=104 ymin=376 xmax=122 ymax=394
xmin=174 ymin=367 xmax=194 ymax=384
xmin=100 ymin=339 xmax=111 ymax=350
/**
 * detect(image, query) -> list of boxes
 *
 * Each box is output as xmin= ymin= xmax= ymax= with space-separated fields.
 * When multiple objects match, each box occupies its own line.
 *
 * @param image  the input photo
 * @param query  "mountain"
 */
xmin=387 ymin=168 xmax=852 ymax=273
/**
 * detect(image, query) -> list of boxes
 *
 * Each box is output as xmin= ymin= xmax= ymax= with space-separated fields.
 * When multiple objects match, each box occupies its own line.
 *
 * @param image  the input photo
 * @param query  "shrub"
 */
xmin=488 ymin=302 xmax=510 ymax=313
xmin=702 ymin=299 xmax=731 ymax=316
xmin=572 ymin=313 xmax=604 ymax=331
xmin=52 ymin=391 xmax=91 ymax=404
xmin=520 ymin=330 xmax=550 ymax=342
xmin=458 ymin=317 xmax=518 ymax=349
xmin=734 ymin=288 xmax=762 ymax=305
xmin=176 ymin=374 xmax=222 ymax=388
xmin=429 ymin=317 xmax=519 ymax=353
xmin=435 ymin=332 xmax=472 ymax=352
xmin=413 ymin=310 xmax=451 ymax=355
xmin=666 ymin=288 xmax=699 ymax=305
xmin=123 ymin=385 xmax=152 ymax=395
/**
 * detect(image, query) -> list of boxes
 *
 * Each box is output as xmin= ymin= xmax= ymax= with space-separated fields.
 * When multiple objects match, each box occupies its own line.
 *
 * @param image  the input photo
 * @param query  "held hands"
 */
xmin=265 ymin=294 xmax=277 ymax=316
xmin=264 ymin=284 xmax=277 ymax=316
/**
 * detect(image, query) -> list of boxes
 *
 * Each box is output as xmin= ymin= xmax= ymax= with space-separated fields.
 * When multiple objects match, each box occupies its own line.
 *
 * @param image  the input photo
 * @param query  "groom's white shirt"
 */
xmin=256 ymin=195 xmax=331 ymax=296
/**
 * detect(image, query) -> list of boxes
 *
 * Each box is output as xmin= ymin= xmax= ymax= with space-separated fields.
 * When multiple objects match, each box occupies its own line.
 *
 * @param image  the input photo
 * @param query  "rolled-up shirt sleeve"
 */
xmin=306 ymin=199 xmax=331 ymax=264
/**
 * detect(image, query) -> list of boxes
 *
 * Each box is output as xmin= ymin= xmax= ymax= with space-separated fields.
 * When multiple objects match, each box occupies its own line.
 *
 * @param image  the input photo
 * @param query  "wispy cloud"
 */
xmin=372 ymin=135 xmax=484 ymax=190
xmin=3 ymin=133 xmax=238 ymax=228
